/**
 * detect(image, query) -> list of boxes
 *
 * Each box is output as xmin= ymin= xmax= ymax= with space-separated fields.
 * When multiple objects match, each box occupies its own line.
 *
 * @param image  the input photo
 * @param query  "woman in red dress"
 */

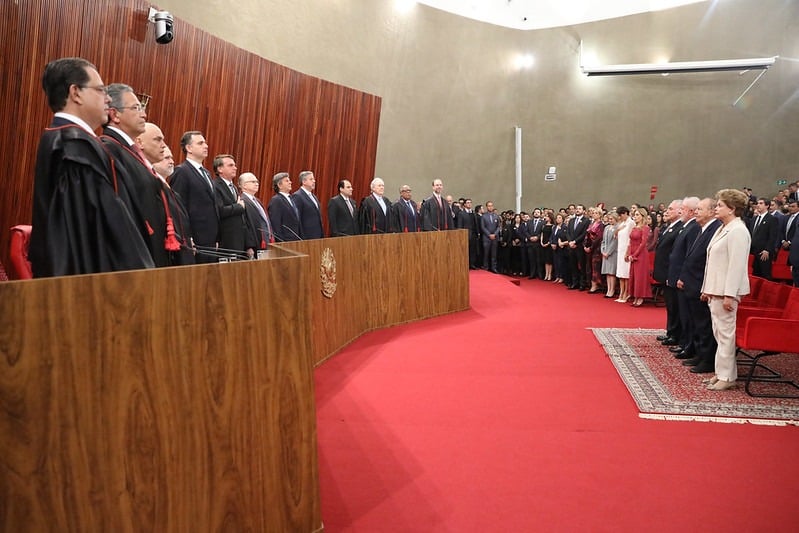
xmin=626 ymin=207 xmax=652 ymax=307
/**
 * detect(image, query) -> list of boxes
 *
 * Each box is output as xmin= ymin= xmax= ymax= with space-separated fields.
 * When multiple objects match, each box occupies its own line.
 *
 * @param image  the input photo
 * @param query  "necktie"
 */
xmin=407 ymin=200 xmax=415 ymax=216
xmin=254 ymin=197 xmax=274 ymax=242
xmin=200 ymin=167 xmax=213 ymax=190
xmin=788 ymin=214 xmax=797 ymax=239
xmin=346 ymin=197 xmax=354 ymax=216
xmin=229 ymin=182 xmax=237 ymax=200
xmin=287 ymin=195 xmax=299 ymax=218
xmin=753 ymin=215 xmax=761 ymax=232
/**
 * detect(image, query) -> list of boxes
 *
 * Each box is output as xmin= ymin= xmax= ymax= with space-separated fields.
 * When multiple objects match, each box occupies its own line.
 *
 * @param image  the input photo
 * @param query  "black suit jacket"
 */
xmin=359 ymin=194 xmax=392 ymax=234
xmin=653 ymin=220 xmax=683 ymax=283
xmin=169 ymin=161 xmax=219 ymax=247
xmin=749 ymin=213 xmax=779 ymax=256
xmin=327 ymin=194 xmax=359 ymax=237
xmin=455 ymin=209 xmax=478 ymax=238
xmin=292 ymin=188 xmax=324 ymax=239
xmin=268 ymin=193 xmax=302 ymax=241
xmin=241 ymin=194 xmax=272 ymax=249
xmin=666 ymin=219 xmax=700 ymax=287
xmin=213 ymin=178 xmax=247 ymax=251
xmin=678 ymin=219 xmax=721 ymax=298
xmin=567 ymin=216 xmax=590 ymax=245
xmin=390 ymin=198 xmax=420 ymax=233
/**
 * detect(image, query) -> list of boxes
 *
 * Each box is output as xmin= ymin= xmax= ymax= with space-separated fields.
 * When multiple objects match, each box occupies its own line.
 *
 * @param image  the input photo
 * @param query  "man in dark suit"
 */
xmin=268 ymin=172 xmax=302 ymax=241
xmin=676 ymin=198 xmax=722 ymax=374
xmin=456 ymin=198 xmax=479 ymax=269
xmin=359 ymin=177 xmax=392 ymax=234
xmin=420 ymin=179 xmax=452 ymax=231
xmin=779 ymin=199 xmax=799 ymax=257
xmin=791 ymin=227 xmax=799 ymax=287
xmin=212 ymin=154 xmax=247 ymax=254
xmin=653 ymin=199 xmax=684 ymax=344
xmin=665 ymin=197 xmax=700 ymax=349
xmin=169 ymin=131 xmax=219 ymax=263
xmin=389 ymin=185 xmax=419 ymax=233
xmin=327 ymin=179 xmax=359 ymax=237
xmin=567 ymin=204 xmax=590 ymax=289
xmin=238 ymin=172 xmax=273 ymax=250
xmin=788 ymin=182 xmax=799 ymax=203
xmin=101 ymin=83 xmax=170 ymax=267
xmin=292 ymin=171 xmax=324 ymax=239
xmin=748 ymin=197 xmax=779 ymax=279
xmin=480 ymin=201 xmax=500 ymax=273
xmin=528 ymin=208 xmax=544 ymax=279
xmin=30 ymin=57 xmax=153 ymax=277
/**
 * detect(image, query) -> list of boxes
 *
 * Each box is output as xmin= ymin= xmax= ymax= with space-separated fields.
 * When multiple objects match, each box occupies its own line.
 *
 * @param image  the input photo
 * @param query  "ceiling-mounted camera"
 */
xmin=148 ymin=7 xmax=174 ymax=44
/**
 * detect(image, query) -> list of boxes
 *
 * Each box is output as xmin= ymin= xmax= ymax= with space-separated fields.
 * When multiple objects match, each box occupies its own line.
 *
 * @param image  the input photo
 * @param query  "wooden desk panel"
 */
xmin=277 ymin=230 xmax=470 ymax=365
xmin=0 ymin=258 xmax=321 ymax=532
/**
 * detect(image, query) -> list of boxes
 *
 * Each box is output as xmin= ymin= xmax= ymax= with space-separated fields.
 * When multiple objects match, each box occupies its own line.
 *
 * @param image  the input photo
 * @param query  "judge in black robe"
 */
xmin=30 ymin=118 xmax=154 ymax=277
xmin=101 ymin=127 xmax=170 ymax=267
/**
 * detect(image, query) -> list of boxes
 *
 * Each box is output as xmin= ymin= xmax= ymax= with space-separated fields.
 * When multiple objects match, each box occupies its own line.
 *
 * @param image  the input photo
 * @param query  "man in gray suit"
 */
xmin=480 ymin=201 xmax=500 ymax=273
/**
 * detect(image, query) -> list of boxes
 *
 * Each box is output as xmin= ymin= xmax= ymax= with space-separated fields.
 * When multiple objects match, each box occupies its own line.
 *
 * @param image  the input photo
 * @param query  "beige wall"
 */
xmin=159 ymin=0 xmax=799 ymax=210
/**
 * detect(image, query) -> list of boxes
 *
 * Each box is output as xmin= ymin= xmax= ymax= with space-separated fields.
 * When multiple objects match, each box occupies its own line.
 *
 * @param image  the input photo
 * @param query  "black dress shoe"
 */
xmin=682 ymin=357 xmax=701 ymax=366
xmin=661 ymin=338 xmax=679 ymax=346
xmin=656 ymin=335 xmax=669 ymax=341
xmin=674 ymin=351 xmax=695 ymax=360
xmin=690 ymin=364 xmax=715 ymax=374
xmin=568 ymin=285 xmax=579 ymax=290
xmin=668 ymin=346 xmax=684 ymax=353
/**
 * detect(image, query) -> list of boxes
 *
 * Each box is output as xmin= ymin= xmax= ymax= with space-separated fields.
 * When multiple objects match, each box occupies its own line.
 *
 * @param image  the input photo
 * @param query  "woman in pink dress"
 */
xmin=626 ymin=207 xmax=652 ymax=307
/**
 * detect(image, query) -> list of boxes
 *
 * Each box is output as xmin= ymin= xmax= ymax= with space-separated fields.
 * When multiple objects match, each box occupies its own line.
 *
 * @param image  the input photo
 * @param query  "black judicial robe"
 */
xmin=29 ymin=119 xmax=154 ymax=277
xmin=101 ymin=128 xmax=170 ymax=267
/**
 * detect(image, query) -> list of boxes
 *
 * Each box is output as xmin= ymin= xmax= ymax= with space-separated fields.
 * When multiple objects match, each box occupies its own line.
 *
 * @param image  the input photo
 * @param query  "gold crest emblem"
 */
xmin=320 ymin=247 xmax=337 ymax=298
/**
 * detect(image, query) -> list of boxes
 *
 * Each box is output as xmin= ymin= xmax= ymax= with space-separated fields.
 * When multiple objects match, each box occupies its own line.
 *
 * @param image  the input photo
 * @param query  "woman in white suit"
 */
xmin=700 ymin=189 xmax=751 ymax=391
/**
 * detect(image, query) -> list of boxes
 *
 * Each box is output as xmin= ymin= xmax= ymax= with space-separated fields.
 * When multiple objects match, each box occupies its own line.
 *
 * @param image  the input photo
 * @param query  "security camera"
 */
xmin=148 ymin=8 xmax=174 ymax=44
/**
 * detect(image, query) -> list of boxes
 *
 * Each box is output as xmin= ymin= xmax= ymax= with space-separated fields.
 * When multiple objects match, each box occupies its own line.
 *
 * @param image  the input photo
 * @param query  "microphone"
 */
xmin=189 ymin=243 xmax=251 ymax=261
xmin=281 ymin=224 xmax=303 ymax=241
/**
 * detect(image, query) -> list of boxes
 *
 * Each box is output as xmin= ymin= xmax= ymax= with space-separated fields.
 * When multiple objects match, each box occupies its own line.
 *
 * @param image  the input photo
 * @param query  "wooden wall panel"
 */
xmin=0 ymin=0 xmax=381 ymax=276
xmin=0 ymin=255 xmax=322 ymax=532
xmin=276 ymin=231 xmax=471 ymax=365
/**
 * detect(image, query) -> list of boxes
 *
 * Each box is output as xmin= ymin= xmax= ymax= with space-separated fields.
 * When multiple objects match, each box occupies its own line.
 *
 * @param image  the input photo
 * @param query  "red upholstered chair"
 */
xmin=736 ymin=287 xmax=799 ymax=398
xmin=771 ymin=249 xmax=792 ymax=282
xmin=9 ymin=225 xmax=33 ymax=280
xmin=738 ymin=279 xmax=792 ymax=313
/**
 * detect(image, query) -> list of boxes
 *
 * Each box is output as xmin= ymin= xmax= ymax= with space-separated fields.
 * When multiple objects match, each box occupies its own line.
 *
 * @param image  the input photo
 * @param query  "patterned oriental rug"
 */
xmin=592 ymin=328 xmax=799 ymax=426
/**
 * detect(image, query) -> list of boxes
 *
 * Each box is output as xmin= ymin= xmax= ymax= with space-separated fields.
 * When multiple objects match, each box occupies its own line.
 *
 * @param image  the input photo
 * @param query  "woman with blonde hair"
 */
xmin=601 ymin=212 xmax=619 ymax=298
xmin=701 ymin=189 xmax=751 ymax=391
xmin=626 ymin=207 xmax=652 ymax=307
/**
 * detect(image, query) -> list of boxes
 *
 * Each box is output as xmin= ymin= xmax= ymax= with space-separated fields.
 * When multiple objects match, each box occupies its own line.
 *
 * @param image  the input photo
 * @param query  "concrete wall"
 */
xmin=158 ymin=0 xmax=799 ymax=210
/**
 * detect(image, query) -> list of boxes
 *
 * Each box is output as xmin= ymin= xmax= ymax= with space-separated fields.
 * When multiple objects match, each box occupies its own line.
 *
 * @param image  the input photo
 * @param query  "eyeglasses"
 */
xmin=113 ymin=104 xmax=146 ymax=113
xmin=244 ymin=180 xmax=259 ymax=184
xmin=79 ymin=84 xmax=108 ymax=95
xmin=400 ymin=189 xmax=412 ymax=193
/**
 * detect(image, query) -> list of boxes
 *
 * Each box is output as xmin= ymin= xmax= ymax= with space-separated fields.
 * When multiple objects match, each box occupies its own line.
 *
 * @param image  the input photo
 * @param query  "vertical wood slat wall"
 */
xmin=0 ymin=0 xmax=381 ymax=274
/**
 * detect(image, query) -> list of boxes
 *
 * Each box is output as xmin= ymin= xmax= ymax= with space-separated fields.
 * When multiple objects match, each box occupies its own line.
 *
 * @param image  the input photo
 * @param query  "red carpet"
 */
xmin=315 ymin=271 xmax=799 ymax=532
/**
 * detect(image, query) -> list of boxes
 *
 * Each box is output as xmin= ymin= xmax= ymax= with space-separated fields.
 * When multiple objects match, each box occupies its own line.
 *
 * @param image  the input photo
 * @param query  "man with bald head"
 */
xmin=30 ymin=57 xmax=153 ymax=277
xmin=136 ymin=122 xmax=195 ymax=265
